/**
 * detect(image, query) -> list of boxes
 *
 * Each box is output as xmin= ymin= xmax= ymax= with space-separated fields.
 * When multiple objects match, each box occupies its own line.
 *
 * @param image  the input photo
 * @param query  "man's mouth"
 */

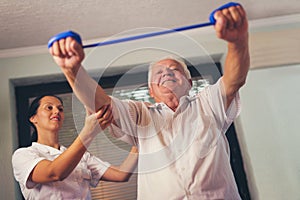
xmin=161 ymin=79 xmax=176 ymax=85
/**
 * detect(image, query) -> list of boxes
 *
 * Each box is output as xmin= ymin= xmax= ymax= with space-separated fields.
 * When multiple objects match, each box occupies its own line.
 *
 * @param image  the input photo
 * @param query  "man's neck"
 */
xmin=155 ymin=93 xmax=180 ymax=111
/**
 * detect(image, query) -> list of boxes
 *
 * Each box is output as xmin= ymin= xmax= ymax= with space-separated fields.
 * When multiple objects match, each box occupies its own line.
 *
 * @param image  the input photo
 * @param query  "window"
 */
xmin=13 ymin=61 xmax=250 ymax=199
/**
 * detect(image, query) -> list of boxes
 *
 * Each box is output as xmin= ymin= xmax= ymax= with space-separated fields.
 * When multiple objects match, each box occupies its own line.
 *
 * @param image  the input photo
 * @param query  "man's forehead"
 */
xmin=153 ymin=59 xmax=182 ymax=67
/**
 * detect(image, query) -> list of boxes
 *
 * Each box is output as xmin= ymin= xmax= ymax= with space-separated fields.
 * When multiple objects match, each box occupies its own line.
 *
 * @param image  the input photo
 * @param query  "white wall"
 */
xmin=0 ymin=15 xmax=299 ymax=199
xmin=238 ymin=64 xmax=300 ymax=200
xmin=0 ymin=53 xmax=62 ymax=199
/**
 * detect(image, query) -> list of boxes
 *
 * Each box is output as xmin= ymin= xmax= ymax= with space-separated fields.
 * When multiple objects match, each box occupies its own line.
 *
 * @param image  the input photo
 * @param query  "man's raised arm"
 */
xmin=49 ymin=36 xmax=111 ymax=111
xmin=213 ymin=4 xmax=250 ymax=109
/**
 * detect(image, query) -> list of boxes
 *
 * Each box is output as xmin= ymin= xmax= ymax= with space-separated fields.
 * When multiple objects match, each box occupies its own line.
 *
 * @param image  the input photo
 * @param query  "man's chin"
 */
xmin=161 ymin=81 xmax=177 ymax=88
xmin=160 ymin=85 xmax=184 ymax=97
xmin=160 ymin=84 xmax=176 ymax=91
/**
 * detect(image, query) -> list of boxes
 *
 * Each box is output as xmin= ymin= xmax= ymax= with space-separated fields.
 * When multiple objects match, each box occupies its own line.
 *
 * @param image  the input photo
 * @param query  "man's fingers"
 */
xmin=236 ymin=5 xmax=246 ymax=19
xmin=228 ymin=6 xmax=242 ymax=28
xmin=66 ymin=36 xmax=76 ymax=57
xmin=224 ymin=8 xmax=236 ymax=29
xmin=51 ymin=41 xmax=62 ymax=57
xmin=59 ymin=38 xmax=67 ymax=56
xmin=214 ymin=11 xmax=226 ymax=37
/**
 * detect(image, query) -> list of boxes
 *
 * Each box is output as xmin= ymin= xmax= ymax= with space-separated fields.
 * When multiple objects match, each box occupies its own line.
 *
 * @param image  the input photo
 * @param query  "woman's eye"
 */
xmin=47 ymin=106 xmax=53 ymax=110
xmin=59 ymin=107 xmax=64 ymax=112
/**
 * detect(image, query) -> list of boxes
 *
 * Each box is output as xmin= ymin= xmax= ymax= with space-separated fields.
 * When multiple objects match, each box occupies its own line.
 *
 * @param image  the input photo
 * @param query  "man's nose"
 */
xmin=162 ymin=68 xmax=174 ymax=77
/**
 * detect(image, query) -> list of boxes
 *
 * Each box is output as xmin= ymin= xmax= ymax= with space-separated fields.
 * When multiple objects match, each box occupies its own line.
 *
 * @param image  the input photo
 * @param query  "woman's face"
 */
xmin=30 ymin=96 xmax=65 ymax=133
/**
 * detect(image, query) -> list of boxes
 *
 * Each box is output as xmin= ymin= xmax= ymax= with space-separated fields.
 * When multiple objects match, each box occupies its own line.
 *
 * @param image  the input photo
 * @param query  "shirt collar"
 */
xmin=32 ymin=142 xmax=66 ymax=156
xmin=148 ymin=95 xmax=196 ymax=109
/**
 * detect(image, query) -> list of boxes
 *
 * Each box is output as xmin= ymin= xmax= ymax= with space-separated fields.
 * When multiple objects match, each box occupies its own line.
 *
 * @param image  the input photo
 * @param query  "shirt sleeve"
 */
xmin=109 ymin=96 xmax=140 ymax=146
xmin=202 ymin=77 xmax=241 ymax=133
xmin=12 ymin=148 xmax=45 ymax=189
xmin=84 ymin=152 xmax=111 ymax=187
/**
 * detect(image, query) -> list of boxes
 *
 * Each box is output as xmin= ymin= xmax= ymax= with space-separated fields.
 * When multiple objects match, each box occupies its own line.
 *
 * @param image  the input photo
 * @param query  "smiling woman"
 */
xmin=28 ymin=95 xmax=65 ymax=144
xmin=11 ymin=94 xmax=138 ymax=200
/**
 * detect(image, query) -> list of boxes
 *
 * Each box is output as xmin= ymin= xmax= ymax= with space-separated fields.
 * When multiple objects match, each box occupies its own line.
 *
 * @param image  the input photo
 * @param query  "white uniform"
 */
xmin=12 ymin=142 xmax=110 ymax=200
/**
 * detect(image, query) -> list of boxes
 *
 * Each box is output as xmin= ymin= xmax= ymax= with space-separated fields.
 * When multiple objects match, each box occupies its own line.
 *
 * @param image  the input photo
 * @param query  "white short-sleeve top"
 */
xmin=12 ymin=142 xmax=110 ymax=200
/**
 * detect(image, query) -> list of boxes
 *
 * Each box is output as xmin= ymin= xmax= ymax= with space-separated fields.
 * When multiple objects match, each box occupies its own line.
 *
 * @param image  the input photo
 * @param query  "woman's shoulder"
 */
xmin=12 ymin=144 xmax=36 ymax=158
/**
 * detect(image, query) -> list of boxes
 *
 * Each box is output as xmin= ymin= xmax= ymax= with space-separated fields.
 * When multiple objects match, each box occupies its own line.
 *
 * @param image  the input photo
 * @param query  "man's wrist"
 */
xmin=228 ymin=32 xmax=249 ymax=51
xmin=62 ymin=64 xmax=81 ymax=75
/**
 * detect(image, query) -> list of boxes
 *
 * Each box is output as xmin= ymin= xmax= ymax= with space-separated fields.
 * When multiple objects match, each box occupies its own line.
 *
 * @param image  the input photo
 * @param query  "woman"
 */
xmin=12 ymin=94 xmax=138 ymax=200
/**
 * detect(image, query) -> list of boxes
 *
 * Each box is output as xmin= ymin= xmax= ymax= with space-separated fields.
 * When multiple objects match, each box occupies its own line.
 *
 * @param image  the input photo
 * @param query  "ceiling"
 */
xmin=1 ymin=0 xmax=300 ymax=51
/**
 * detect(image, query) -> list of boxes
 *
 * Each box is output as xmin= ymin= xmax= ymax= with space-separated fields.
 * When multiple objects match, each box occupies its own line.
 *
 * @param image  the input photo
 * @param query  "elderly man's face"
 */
xmin=149 ymin=59 xmax=192 ymax=101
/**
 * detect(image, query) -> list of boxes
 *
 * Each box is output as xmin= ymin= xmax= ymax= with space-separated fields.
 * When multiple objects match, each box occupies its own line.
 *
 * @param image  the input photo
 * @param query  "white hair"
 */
xmin=148 ymin=55 xmax=191 ymax=87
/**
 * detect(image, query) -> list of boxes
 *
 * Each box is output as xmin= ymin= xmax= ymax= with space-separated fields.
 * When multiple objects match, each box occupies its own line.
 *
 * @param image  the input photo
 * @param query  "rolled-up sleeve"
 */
xmin=109 ymin=96 xmax=140 ymax=146
xmin=12 ymin=148 xmax=45 ymax=189
xmin=202 ymin=78 xmax=241 ymax=133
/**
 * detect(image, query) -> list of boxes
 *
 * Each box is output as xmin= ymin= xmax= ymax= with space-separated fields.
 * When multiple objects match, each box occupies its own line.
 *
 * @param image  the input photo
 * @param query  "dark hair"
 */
xmin=28 ymin=94 xmax=63 ymax=142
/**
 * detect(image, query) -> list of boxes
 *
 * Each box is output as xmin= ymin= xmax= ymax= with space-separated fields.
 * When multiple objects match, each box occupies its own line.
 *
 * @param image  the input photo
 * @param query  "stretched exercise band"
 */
xmin=47 ymin=2 xmax=240 ymax=49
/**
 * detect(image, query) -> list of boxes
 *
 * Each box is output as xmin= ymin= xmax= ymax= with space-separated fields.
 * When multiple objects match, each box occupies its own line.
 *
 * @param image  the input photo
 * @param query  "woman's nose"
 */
xmin=53 ymin=107 xmax=60 ymax=114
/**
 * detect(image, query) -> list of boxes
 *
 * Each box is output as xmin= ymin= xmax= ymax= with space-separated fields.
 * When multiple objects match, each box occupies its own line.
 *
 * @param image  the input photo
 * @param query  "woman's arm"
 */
xmin=29 ymin=106 xmax=113 ymax=183
xmin=101 ymin=146 xmax=138 ymax=182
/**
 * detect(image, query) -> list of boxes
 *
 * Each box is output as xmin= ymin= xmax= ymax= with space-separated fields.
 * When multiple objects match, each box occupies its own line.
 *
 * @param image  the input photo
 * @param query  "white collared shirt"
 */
xmin=12 ymin=142 xmax=110 ymax=200
xmin=109 ymin=78 xmax=242 ymax=200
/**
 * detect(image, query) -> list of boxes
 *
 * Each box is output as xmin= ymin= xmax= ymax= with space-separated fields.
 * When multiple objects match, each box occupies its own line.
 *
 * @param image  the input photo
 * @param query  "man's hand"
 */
xmin=49 ymin=37 xmax=85 ymax=73
xmin=213 ymin=4 xmax=248 ymax=45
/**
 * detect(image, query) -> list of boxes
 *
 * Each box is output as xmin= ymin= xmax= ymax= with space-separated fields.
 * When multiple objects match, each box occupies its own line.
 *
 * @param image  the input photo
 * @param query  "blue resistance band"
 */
xmin=47 ymin=2 xmax=240 ymax=49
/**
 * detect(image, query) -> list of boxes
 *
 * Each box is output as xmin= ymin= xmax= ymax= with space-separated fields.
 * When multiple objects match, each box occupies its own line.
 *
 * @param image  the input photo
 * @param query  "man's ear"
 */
xmin=149 ymin=87 xmax=154 ymax=98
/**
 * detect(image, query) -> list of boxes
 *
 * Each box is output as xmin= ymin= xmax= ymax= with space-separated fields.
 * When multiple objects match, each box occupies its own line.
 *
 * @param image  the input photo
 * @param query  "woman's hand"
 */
xmin=97 ymin=104 xmax=114 ymax=130
xmin=83 ymin=105 xmax=113 ymax=136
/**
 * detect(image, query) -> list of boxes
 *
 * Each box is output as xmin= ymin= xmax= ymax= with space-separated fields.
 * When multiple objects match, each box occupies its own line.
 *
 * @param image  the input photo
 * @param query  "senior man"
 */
xmin=49 ymin=3 xmax=249 ymax=199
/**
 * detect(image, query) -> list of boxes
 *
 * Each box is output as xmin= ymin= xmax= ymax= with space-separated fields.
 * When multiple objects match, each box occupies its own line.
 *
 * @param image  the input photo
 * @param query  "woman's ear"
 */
xmin=29 ymin=116 xmax=37 ymax=124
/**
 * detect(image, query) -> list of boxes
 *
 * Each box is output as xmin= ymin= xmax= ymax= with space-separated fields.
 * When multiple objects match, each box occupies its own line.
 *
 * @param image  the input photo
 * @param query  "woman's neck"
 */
xmin=37 ymin=130 xmax=60 ymax=149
